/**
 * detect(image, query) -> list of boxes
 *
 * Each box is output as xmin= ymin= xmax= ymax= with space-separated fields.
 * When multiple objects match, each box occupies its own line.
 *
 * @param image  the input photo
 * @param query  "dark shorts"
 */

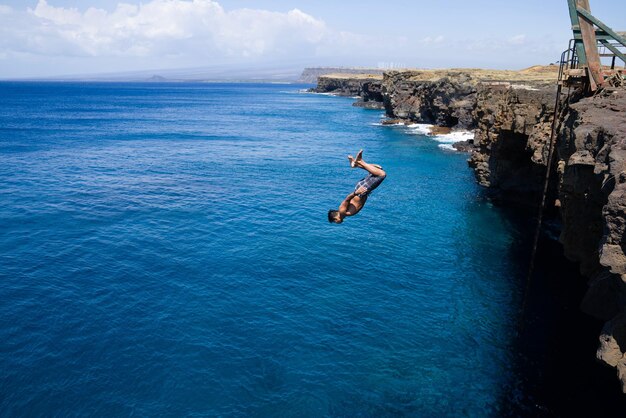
xmin=354 ymin=173 xmax=385 ymax=197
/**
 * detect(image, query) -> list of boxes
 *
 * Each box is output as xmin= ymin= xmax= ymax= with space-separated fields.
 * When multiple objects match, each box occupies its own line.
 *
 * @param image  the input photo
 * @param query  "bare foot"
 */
xmin=348 ymin=155 xmax=356 ymax=168
xmin=355 ymin=149 xmax=363 ymax=166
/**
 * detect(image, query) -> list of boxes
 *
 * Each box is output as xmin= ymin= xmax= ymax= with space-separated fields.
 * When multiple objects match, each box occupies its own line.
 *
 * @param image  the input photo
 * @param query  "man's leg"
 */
xmin=355 ymin=152 xmax=385 ymax=177
xmin=356 ymin=160 xmax=385 ymax=177
xmin=349 ymin=150 xmax=384 ymax=175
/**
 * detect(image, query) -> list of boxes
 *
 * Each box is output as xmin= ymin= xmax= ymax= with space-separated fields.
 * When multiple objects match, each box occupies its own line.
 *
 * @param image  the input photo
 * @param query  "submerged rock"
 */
xmin=452 ymin=140 xmax=477 ymax=153
xmin=381 ymin=118 xmax=407 ymax=125
xmin=429 ymin=126 xmax=452 ymax=135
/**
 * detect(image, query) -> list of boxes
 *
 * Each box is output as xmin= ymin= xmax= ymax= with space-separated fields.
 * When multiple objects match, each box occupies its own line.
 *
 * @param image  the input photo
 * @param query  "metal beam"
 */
xmin=576 ymin=0 xmax=602 ymax=89
xmin=573 ymin=31 xmax=626 ymax=41
xmin=599 ymin=39 xmax=626 ymax=64
xmin=577 ymin=7 xmax=626 ymax=48
xmin=568 ymin=0 xmax=587 ymax=65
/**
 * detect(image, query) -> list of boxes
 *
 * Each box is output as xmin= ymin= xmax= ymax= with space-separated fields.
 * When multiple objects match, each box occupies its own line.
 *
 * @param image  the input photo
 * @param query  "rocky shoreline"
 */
xmin=312 ymin=67 xmax=626 ymax=393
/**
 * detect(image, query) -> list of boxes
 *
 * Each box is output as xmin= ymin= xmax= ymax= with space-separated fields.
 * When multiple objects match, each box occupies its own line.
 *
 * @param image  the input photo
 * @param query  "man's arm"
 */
xmin=339 ymin=188 xmax=368 ymax=217
xmin=338 ymin=192 xmax=356 ymax=217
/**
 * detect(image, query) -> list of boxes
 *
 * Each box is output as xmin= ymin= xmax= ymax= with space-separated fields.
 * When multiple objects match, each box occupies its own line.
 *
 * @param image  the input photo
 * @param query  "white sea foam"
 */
xmin=379 ymin=119 xmax=474 ymax=151
xmin=301 ymin=91 xmax=338 ymax=96
xmin=406 ymin=123 xmax=433 ymax=135
xmin=405 ymin=123 xmax=475 ymax=151
xmin=431 ymin=130 xmax=475 ymax=144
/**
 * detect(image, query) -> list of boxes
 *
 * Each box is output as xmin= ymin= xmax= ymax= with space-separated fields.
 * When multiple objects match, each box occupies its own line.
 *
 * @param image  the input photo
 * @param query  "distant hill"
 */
xmin=299 ymin=67 xmax=385 ymax=83
xmin=145 ymin=75 xmax=169 ymax=82
xmin=22 ymin=64 xmax=305 ymax=83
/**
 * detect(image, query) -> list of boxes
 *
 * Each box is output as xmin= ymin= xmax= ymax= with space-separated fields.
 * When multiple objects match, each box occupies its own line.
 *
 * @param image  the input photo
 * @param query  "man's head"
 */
xmin=328 ymin=209 xmax=343 ymax=224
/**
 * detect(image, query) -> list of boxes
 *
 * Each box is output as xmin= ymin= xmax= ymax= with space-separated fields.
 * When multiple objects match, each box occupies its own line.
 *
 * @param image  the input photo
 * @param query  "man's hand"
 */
xmin=355 ymin=186 xmax=367 ymax=195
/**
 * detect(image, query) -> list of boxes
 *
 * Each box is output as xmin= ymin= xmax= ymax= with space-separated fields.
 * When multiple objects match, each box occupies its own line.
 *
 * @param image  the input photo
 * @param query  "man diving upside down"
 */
xmin=328 ymin=150 xmax=386 ymax=224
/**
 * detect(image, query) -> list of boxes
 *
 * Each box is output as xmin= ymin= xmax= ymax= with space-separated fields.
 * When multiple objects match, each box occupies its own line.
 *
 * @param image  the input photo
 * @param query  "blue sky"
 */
xmin=0 ymin=0 xmax=624 ymax=78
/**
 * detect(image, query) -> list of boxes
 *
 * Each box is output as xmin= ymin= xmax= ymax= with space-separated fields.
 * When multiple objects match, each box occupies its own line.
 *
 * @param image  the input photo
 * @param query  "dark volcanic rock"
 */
xmin=381 ymin=119 xmax=406 ymax=125
xmin=352 ymin=100 xmax=385 ymax=110
xmin=311 ymin=75 xmax=383 ymax=98
xmin=556 ymin=91 xmax=626 ymax=384
xmin=452 ymin=140 xmax=477 ymax=152
xmin=311 ymin=74 xmax=385 ymax=109
xmin=469 ymin=85 xmax=626 ymax=390
xmin=382 ymin=71 xmax=478 ymax=129
xmin=557 ymin=89 xmax=626 ymax=280
xmin=468 ymin=83 xmax=557 ymax=205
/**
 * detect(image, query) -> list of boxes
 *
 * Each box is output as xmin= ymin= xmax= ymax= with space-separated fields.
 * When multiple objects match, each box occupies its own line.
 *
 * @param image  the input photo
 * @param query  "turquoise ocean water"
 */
xmin=0 ymin=82 xmax=526 ymax=416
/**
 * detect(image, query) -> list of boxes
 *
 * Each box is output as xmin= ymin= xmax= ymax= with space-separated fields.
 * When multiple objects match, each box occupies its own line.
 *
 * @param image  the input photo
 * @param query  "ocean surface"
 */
xmin=0 ymin=82 xmax=527 ymax=416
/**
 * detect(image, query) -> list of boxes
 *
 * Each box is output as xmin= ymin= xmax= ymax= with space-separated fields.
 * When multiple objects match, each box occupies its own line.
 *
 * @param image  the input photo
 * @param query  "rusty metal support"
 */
xmin=565 ymin=0 xmax=626 ymax=91
xmin=576 ymin=7 xmax=626 ymax=48
xmin=577 ymin=0 xmax=603 ymax=89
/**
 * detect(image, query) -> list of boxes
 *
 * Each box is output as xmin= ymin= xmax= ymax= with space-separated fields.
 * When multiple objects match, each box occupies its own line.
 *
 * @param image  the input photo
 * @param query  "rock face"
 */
xmin=597 ymin=312 xmax=626 ymax=393
xmin=470 ymin=84 xmax=626 ymax=390
xmin=311 ymin=74 xmax=383 ymax=98
xmin=465 ymin=78 xmax=626 ymax=388
xmin=468 ymin=83 xmax=557 ymax=204
xmin=381 ymin=70 xmax=478 ymax=129
xmin=313 ymin=67 xmax=626 ymax=392
xmin=557 ymin=90 xmax=626 ymax=278
xmin=558 ymin=91 xmax=626 ymax=389
xmin=311 ymin=74 xmax=385 ymax=108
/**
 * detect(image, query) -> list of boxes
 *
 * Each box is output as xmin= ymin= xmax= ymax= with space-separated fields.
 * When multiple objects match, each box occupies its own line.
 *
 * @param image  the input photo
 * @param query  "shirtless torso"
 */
xmin=328 ymin=150 xmax=385 ymax=224
xmin=343 ymin=193 xmax=367 ymax=217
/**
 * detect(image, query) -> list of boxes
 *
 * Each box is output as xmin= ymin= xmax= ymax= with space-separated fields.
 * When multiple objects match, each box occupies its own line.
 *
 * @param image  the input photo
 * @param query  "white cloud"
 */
xmin=508 ymin=34 xmax=526 ymax=45
xmin=420 ymin=35 xmax=445 ymax=45
xmin=0 ymin=0 xmax=347 ymax=61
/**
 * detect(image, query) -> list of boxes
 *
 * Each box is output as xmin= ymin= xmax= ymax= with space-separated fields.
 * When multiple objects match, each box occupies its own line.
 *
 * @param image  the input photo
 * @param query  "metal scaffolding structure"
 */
xmin=561 ymin=0 xmax=626 ymax=91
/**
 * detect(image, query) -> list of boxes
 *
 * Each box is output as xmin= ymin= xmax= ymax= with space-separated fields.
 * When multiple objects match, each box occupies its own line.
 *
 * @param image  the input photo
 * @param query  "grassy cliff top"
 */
xmin=320 ymin=65 xmax=561 ymax=84
xmin=319 ymin=73 xmax=384 ymax=80
xmin=386 ymin=65 xmax=560 ymax=83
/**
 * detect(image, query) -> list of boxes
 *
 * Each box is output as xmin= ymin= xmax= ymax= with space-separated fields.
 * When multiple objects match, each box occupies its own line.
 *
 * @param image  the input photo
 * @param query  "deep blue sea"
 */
xmin=0 ymin=82 xmax=526 ymax=416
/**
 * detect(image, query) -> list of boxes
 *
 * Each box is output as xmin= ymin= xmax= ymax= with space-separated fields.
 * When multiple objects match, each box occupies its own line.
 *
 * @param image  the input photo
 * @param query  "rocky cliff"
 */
xmin=467 ymin=80 xmax=626 ymax=391
xmin=314 ymin=66 xmax=626 ymax=392
xmin=469 ymin=83 xmax=557 ymax=205
xmin=559 ymin=90 xmax=626 ymax=392
xmin=466 ymin=83 xmax=626 ymax=392
xmin=312 ymin=74 xmax=384 ymax=109
xmin=381 ymin=70 xmax=478 ymax=129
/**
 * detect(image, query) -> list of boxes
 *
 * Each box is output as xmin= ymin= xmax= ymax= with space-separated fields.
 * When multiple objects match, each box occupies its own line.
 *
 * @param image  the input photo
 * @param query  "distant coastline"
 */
xmin=0 ymin=66 xmax=386 ymax=84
